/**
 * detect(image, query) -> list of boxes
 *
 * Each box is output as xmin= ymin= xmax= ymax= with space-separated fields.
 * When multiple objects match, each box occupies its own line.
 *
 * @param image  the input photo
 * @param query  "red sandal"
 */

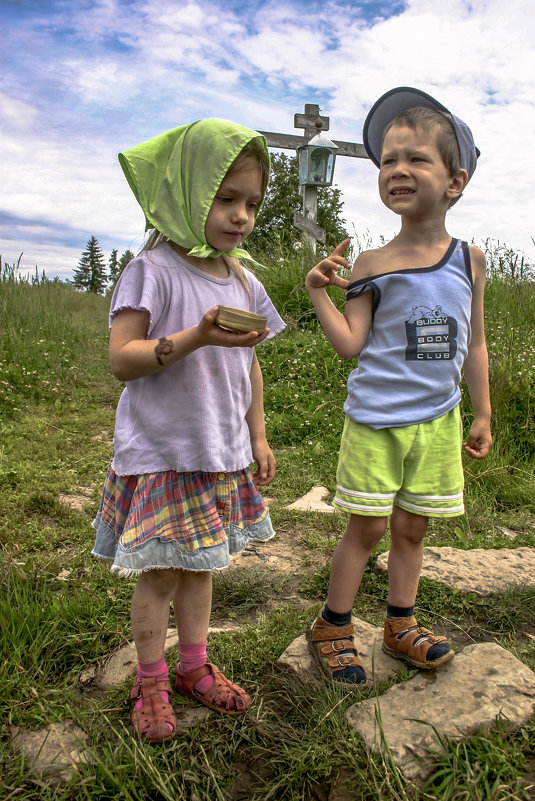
xmin=130 ymin=677 xmax=176 ymax=742
xmin=175 ymin=662 xmax=251 ymax=716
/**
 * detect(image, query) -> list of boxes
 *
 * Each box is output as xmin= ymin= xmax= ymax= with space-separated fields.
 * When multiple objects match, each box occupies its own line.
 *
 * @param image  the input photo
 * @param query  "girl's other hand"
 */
xmin=251 ymin=439 xmax=276 ymax=486
xmin=305 ymin=238 xmax=352 ymax=291
xmin=199 ymin=307 xmax=270 ymax=348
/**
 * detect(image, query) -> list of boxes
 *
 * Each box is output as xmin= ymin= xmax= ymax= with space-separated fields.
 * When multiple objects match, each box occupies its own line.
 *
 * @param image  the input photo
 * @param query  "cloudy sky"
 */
xmin=2 ymin=0 xmax=534 ymax=281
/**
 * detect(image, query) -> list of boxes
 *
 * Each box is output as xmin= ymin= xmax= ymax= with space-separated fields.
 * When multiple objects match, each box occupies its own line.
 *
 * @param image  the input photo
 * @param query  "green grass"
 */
xmin=1 ymin=251 xmax=535 ymax=800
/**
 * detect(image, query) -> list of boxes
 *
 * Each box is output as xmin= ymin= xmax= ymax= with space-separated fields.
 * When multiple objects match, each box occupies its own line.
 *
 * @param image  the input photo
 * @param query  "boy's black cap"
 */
xmin=363 ymin=86 xmax=480 ymax=183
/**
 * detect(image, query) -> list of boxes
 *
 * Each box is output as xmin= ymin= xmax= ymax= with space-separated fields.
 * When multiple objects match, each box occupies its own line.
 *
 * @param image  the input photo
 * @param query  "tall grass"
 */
xmin=1 ymin=240 xmax=534 ymax=800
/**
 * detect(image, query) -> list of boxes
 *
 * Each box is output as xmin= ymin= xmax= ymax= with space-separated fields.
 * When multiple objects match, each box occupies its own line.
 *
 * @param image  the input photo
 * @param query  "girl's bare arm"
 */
xmin=109 ymin=306 xmax=269 ymax=382
xmin=245 ymin=352 xmax=275 ymax=485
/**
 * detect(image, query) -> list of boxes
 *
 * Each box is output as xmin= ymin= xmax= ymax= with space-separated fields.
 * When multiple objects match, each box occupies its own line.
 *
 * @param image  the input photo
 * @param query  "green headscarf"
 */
xmin=118 ymin=118 xmax=269 ymax=261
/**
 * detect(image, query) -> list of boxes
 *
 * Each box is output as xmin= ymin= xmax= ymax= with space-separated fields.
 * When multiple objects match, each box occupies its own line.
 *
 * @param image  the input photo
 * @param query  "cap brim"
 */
xmin=363 ymin=86 xmax=450 ymax=167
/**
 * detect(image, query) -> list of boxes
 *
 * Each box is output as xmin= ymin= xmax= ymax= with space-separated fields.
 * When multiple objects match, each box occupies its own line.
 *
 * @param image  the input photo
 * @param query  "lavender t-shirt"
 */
xmin=110 ymin=245 xmax=285 ymax=475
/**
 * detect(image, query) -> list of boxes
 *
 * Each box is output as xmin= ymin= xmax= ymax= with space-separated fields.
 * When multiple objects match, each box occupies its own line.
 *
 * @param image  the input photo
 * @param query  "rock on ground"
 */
xmin=278 ymin=617 xmax=403 ymax=686
xmin=285 ymin=486 xmax=336 ymax=513
xmin=345 ymin=642 xmax=535 ymax=781
xmin=375 ymin=546 xmax=535 ymax=595
xmin=10 ymin=721 xmax=93 ymax=785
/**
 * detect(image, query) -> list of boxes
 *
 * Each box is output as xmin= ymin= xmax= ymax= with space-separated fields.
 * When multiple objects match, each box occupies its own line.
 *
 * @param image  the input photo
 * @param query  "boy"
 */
xmin=305 ymin=87 xmax=492 ymax=685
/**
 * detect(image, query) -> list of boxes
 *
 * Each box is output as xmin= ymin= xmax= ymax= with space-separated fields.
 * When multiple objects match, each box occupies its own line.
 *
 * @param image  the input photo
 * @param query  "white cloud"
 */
xmin=1 ymin=0 xmax=534 ymax=284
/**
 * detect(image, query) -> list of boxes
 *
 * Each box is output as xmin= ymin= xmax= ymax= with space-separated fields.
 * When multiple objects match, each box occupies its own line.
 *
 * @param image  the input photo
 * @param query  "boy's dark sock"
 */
xmin=321 ymin=605 xmax=366 ymax=684
xmin=385 ymin=604 xmax=450 ymax=662
xmin=386 ymin=603 xmax=414 ymax=618
xmin=322 ymin=605 xmax=352 ymax=627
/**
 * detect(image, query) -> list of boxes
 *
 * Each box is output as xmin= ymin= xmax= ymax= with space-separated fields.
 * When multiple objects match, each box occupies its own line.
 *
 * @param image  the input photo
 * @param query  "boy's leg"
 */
xmin=173 ymin=570 xmax=251 ymax=715
xmin=383 ymin=507 xmax=453 ymax=668
xmin=328 ymin=514 xmax=388 ymax=612
xmin=387 ymin=506 xmax=428 ymax=607
xmin=308 ymin=514 xmax=387 ymax=685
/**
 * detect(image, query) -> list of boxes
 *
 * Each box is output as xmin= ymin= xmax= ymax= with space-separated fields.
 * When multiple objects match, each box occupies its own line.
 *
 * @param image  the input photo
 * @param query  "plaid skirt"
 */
xmin=91 ymin=466 xmax=274 ymax=576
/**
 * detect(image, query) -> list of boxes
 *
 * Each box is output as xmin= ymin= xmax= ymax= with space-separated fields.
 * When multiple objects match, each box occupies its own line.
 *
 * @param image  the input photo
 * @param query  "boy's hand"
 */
xmin=305 ymin=238 xmax=352 ymax=291
xmin=463 ymin=419 xmax=492 ymax=459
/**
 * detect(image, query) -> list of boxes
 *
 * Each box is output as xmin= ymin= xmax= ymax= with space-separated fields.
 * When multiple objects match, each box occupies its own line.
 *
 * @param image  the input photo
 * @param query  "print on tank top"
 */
xmin=404 ymin=304 xmax=458 ymax=361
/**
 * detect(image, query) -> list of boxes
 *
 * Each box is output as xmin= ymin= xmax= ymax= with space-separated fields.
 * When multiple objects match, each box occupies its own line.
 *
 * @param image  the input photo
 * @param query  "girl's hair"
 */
xmin=383 ymin=106 xmax=460 ymax=176
xmin=139 ymin=137 xmax=269 ymax=294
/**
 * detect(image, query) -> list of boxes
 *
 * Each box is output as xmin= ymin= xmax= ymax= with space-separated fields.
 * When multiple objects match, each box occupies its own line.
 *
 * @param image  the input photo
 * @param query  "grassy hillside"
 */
xmin=1 ymin=253 xmax=534 ymax=800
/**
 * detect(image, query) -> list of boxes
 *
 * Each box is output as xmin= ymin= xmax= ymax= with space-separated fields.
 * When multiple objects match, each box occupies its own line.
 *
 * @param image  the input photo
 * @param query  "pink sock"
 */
xmin=179 ymin=642 xmax=213 ymax=694
xmin=135 ymin=656 xmax=169 ymax=708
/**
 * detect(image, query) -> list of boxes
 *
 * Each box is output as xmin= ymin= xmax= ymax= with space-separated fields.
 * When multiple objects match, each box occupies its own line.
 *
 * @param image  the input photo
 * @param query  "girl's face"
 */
xmin=204 ymin=157 xmax=263 ymax=252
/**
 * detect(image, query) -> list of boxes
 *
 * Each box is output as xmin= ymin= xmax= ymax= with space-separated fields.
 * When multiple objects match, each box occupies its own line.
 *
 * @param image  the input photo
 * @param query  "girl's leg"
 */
xmin=131 ymin=568 xmax=180 ymax=662
xmin=130 ymin=569 xmax=180 ymax=742
xmin=173 ymin=569 xmax=212 ymax=643
xmin=173 ymin=569 xmax=250 ymax=714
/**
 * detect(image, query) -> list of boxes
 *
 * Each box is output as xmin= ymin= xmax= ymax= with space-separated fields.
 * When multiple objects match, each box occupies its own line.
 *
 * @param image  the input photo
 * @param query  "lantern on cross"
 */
xmin=297 ymin=121 xmax=338 ymax=187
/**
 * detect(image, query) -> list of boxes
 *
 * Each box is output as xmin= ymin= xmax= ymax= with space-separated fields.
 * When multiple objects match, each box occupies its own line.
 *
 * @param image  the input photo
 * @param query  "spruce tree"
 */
xmin=108 ymin=248 xmax=120 ymax=286
xmin=72 ymin=236 xmax=107 ymax=293
xmin=118 ymin=249 xmax=134 ymax=276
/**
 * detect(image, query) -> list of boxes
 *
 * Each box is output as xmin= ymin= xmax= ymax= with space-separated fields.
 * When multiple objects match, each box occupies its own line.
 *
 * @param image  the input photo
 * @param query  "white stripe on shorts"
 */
xmin=335 ymin=485 xmax=396 ymax=500
xmin=333 ymin=497 xmax=393 ymax=514
xmin=396 ymin=498 xmax=465 ymax=514
xmin=397 ymin=490 xmax=464 ymax=502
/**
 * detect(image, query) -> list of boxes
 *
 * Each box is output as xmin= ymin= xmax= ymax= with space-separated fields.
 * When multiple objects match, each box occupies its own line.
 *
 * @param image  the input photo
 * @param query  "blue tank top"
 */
xmin=343 ymin=238 xmax=473 ymax=429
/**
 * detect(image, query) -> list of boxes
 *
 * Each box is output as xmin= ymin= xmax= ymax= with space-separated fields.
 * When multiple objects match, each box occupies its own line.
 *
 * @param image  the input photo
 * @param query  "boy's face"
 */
xmin=204 ymin=157 xmax=263 ymax=252
xmin=378 ymin=124 xmax=466 ymax=217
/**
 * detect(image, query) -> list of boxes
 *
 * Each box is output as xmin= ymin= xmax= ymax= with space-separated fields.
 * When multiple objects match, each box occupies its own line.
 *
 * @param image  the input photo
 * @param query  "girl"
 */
xmin=92 ymin=119 xmax=285 ymax=742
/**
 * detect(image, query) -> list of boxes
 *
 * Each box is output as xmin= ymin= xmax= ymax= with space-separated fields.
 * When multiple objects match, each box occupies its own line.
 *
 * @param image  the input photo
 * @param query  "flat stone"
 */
xmin=278 ymin=617 xmax=402 ymax=686
xmin=495 ymin=525 xmax=520 ymax=540
xmin=285 ymin=486 xmax=336 ymax=513
xmin=10 ymin=721 xmax=93 ymax=785
xmin=58 ymin=492 xmax=93 ymax=512
xmin=346 ymin=642 xmax=535 ymax=781
xmin=175 ymin=706 xmax=213 ymax=731
xmin=374 ymin=546 xmax=535 ymax=595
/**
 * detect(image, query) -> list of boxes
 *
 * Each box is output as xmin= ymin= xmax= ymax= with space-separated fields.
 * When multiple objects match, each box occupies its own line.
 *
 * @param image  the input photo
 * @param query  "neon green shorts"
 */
xmin=333 ymin=407 xmax=464 ymax=518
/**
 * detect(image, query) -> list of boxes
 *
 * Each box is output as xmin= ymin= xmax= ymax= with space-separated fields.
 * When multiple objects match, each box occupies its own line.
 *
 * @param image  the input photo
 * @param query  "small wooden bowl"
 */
xmin=216 ymin=305 xmax=267 ymax=334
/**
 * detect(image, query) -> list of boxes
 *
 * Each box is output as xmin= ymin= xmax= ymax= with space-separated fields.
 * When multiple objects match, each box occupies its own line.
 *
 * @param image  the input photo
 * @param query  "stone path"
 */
xmin=346 ymin=642 xmax=535 ymax=781
xmin=285 ymin=485 xmax=336 ymax=513
xmin=14 ymin=485 xmax=535 ymax=790
xmin=375 ymin=545 xmax=535 ymax=594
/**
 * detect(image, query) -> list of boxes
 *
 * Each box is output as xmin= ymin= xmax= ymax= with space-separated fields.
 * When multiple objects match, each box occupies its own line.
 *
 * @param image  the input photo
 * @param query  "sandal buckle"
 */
xmin=334 ymin=655 xmax=353 ymax=667
xmin=331 ymin=639 xmax=347 ymax=652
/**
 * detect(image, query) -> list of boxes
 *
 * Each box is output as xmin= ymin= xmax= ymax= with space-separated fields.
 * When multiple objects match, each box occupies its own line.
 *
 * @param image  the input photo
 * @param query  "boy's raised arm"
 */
xmin=306 ymin=239 xmax=373 ymax=360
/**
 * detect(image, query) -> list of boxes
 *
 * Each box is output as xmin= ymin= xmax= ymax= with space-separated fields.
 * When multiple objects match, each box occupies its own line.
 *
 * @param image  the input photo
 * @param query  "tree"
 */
xmin=247 ymin=152 xmax=348 ymax=258
xmin=72 ymin=236 xmax=107 ymax=293
xmin=118 ymin=249 xmax=134 ymax=275
xmin=108 ymin=249 xmax=119 ymax=285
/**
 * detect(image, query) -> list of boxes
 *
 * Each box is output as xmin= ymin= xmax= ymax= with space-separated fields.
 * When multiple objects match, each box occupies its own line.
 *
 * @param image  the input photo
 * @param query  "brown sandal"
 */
xmin=306 ymin=617 xmax=367 ymax=686
xmin=130 ymin=677 xmax=176 ymax=742
xmin=383 ymin=616 xmax=455 ymax=669
xmin=175 ymin=662 xmax=251 ymax=716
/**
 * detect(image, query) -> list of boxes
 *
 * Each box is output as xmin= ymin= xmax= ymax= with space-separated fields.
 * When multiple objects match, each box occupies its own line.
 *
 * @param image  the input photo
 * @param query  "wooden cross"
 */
xmin=258 ymin=103 xmax=368 ymax=249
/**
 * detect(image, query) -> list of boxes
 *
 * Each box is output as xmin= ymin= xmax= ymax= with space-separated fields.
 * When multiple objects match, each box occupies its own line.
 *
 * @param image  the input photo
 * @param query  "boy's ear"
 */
xmin=448 ymin=168 xmax=469 ymax=200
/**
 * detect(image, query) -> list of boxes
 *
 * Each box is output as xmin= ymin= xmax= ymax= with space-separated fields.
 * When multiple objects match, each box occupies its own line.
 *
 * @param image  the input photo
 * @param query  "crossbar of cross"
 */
xmin=257 ymin=104 xmax=368 ymax=248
